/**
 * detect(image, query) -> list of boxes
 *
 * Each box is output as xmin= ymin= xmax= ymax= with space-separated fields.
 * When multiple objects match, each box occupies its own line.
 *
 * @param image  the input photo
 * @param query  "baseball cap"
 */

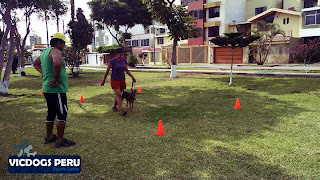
xmin=51 ymin=32 xmax=69 ymax=43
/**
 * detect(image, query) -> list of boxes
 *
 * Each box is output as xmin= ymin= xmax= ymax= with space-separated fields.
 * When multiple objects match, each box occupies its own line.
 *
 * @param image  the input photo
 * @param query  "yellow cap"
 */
xmin=51 ymin=32 xmax=69 ymax=43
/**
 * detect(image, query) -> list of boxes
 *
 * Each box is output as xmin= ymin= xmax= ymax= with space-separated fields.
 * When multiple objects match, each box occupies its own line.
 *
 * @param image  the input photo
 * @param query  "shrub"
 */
xmin=127 ymin=55 xmax=138 ymax=67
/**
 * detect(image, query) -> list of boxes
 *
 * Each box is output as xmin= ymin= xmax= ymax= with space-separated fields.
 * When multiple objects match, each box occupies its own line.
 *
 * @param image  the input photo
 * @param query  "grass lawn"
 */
xmin=1 ymin=68 xmax=320 ymax=179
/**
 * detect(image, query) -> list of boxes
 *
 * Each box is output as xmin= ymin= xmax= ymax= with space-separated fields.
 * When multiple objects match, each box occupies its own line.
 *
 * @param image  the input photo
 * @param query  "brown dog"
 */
xmin=121 ymin=89 xmax=137 ymax=111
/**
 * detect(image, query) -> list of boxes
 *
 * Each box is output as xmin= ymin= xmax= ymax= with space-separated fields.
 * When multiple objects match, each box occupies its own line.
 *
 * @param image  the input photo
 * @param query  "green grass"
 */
xmin=1 ymin=68 xmax=320 ymax=179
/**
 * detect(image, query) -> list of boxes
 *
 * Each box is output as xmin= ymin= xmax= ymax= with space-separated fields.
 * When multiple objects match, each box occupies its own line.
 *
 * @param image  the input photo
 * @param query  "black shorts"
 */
xmin=44 ymin=93 xmax=68 ymax=122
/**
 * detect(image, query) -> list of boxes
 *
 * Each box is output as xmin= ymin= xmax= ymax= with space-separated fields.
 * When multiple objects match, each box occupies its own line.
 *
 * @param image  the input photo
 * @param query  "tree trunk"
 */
xmin=0 ymin=0 xmax=12 ymax=80
xmin=0 ymin=25 xmax=10 ymax=79
xmin=304 ymin=58 xmax=309 ymax=73
xmin=45 ymin=11 xmax=49 ymax=46
xmin=0 ymin=27 xmax=15 ymax=95
xmin=170 ymin=39 xmax=178 ymax=78
xmin=71 ymin=0 xmax=75 ymax=22
xmin=229 ymin=47 xmax=234 ymax=85
xmin=57 ymin=16 xmax=59 ymax=32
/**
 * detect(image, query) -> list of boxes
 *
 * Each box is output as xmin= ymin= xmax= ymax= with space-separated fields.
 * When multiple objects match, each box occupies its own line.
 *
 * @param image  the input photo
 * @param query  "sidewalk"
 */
xmin=80 ymin=65 xmax=320 ymax=78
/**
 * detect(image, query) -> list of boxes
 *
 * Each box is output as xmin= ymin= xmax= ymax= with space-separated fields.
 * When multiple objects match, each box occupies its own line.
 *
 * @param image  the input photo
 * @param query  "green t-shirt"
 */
xmin=40 ymin=47 xmax=68 ymax=93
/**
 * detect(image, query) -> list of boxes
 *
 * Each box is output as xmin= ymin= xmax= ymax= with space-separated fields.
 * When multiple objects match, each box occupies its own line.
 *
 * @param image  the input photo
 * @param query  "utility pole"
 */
xmin=233 ymin=20 xmax=236 ymax=32
xmin=153 ymin=24 xmax=156 ymax=65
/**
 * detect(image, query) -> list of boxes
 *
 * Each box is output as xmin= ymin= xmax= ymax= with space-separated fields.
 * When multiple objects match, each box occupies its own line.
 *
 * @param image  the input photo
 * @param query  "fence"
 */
xmin=161 ymin=45 xmax=208 ymax=64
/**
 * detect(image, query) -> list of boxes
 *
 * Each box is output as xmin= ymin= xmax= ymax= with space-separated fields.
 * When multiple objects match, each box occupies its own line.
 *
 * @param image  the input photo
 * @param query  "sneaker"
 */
xmin=121 ymin=111 xmax=127 ymax=116
xmin=112 ymin=107 xmax=120 ymax=112
xmin=55 ymin=139 xmax=76 ymax=148
xmin=44 ymin=135 xmax=56 ymax=144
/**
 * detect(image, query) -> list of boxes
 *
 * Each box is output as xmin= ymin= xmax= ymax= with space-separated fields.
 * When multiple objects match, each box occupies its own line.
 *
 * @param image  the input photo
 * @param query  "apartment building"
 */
xmin=187 ymin=0 xmax=247 ymax=46
xmin=299 ymin=0 xmax=320 ymax=40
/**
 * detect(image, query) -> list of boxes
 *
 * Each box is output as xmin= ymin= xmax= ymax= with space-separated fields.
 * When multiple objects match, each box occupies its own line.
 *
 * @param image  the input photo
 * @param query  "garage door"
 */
xmin=214 ymin=47 xmax=243 ymax=64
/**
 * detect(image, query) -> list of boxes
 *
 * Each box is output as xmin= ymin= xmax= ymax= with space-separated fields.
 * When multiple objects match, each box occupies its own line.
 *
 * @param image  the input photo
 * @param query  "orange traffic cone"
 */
xmin=41 ymin=89 xmax=44 ymax=95
xmin=234 ymin=98 xmax=241 ymax=109
xmin=156 ymin=120 xmax=165 ymax=135
xmin=138 ymin=87 xmax=142 ymax=93
xmin=80 ymin=95 xmax=84 ymax=103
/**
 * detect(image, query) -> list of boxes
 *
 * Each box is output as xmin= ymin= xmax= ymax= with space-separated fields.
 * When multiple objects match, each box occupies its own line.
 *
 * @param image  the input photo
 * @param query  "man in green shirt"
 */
xmin=33 ymin=32 xmax=76 ymax=148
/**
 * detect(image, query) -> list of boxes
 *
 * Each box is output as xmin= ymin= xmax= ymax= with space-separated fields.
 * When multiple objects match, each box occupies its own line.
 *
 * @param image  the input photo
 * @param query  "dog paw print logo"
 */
xmin=10 ymin=139 xmax=37 ymax=157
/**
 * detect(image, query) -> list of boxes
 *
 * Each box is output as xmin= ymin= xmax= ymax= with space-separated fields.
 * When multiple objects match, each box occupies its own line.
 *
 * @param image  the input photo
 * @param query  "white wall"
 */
xmin=224 ymin=0 xmax=246 ymax=24
xmin=86 ymin=53 xmax=103 ymax=65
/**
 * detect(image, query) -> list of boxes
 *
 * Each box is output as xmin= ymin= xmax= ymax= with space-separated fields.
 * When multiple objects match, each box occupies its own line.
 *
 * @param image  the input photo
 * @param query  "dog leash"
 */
xmin=131 ymin=82 xmax=135 ymax=91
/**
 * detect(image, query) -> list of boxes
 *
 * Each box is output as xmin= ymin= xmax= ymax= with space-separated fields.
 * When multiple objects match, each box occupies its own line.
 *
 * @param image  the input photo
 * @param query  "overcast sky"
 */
xmin=17 ymin=0 xmax=92 ymax=46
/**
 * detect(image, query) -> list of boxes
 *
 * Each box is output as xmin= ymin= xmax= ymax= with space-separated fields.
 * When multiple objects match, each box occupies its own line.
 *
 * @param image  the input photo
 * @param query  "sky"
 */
xmin=17 ymin=0 xmax=92 ymax=46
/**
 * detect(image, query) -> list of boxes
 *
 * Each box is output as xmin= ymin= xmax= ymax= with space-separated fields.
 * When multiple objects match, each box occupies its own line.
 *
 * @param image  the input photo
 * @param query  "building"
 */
xmin=30 ymin=35 xmax=42 ymax=46
xmin=186 ymin=0 xmax=247 ymax=46
xmin=30 ymin=44 xmax=48 ymax=61
xmin=300 ymin=4 xmax=320 ymax=40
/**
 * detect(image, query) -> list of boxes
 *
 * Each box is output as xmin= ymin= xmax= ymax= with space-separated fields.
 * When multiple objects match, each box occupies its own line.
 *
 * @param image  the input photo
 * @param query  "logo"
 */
xmin=8 ymin=139 xmax=81 ymax=173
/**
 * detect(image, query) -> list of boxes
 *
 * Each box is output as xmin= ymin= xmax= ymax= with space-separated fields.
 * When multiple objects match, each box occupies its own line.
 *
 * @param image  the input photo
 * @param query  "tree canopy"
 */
xmin=88 ymin=0 xmax=152 ymax=46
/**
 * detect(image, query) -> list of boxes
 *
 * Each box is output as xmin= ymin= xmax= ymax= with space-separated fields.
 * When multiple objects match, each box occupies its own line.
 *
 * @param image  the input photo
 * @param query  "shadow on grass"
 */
xmin=85 ymin=85 xmax=304 ymax=142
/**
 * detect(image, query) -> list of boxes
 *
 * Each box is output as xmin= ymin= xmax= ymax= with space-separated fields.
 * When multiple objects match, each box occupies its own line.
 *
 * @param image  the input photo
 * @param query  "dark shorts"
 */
xmin=111 ymin=79 xmax=126 ymax=91
xmin=44 ymin=93 xmax=68 ymax=122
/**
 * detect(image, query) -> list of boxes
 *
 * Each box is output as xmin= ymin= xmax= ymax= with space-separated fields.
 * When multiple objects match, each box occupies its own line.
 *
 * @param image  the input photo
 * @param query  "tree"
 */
xmin=67 ymin=8 xmax=94 ymax=76
xmin=210 ymin=32 xmax=259 ymax=85
xmin=14 ymin=0 xmax=45 ymax=76
xmin=293 ymin=39 xmax=320 ymax=73
xmin=38 ymin=0 xmax=54 ymax=46
xmin=251 ymin=20 xmax=285 ymax=65
xmin=0 ymin=0 xmax=16 ymax=94
xmin=88 ymin=0 xmax=152 ymax=47
xmin=143 ymin=0 xmax=198 ymax=78
xmin=70 ymin=0 xmax=74 ymax=22
xmin=0 ymin=29 xmax=3 ymax=44
xmin=51 ymin=0 xmax=68 ymax=32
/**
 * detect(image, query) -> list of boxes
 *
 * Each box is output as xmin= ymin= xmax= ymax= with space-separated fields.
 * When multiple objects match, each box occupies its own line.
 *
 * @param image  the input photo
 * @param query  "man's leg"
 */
xmin=46 ymin=122 xmax=54 ymax=139
xmin=55 ymin=93 xmax=75 ymax=148
xmin=56 ymin=121 xmax=65 ymax=142
xmin=44 ymin=93 xmax=57 ymax=144
xmin=56 ymin=93 xmax=68 ymax=142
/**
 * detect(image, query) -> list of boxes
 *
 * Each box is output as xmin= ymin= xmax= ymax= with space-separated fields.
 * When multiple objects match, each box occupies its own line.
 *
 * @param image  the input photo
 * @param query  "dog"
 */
xmin=122 ymin=89 xmax=137 ymax=111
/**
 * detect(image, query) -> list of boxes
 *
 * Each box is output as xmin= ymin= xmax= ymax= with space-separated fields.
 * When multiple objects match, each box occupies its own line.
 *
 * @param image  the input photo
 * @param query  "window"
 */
xmin=189 ymin=9 xmax=205 ymax=19
xmin=141 ymin=39 xmax=149 ymax=46
xmin=255 ymin=6 xmax=267 ymax=15
xmin=125 ymin=41 xmax=131 ymax=46
xmin=193 ymin=28 xmax=204 ymax=38
xmin=157 ymin=37 xmax=164 ymax=45
xmin=95 ymin=37 xmax=99 ymax=47
xmin=209 ymin=7 xmax=220 ymax=18
xmin=145 ymin=28 xmax=150 ymax=34
xmin=287 ymin=18 xmax=289 ymax=24
xmin=160 ymin=28 xmax=166 ymax=34
xmin=305 ymin=10 xmax=320 ymax=25
xmin=208 ymin=26 xmax=219 ymax=37
xmin=132 ymin=40 xmax=139 ymax=47
xmin=103 ymin=36 xmax=109 ymax=45
xmin=283 ymin=18 xmax=286 ymax=24
xmin=304 ymin=0 xmax=317 ymax=8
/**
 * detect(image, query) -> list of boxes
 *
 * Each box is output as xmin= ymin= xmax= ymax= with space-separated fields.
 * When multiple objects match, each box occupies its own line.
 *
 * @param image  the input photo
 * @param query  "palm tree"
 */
xmin=38 ymin=0 xmax=54 ymax=46
xmin=251 ymin=20 xmax=285 ymax=65
xmin=51 ymin=0 xmax=68 ymax=32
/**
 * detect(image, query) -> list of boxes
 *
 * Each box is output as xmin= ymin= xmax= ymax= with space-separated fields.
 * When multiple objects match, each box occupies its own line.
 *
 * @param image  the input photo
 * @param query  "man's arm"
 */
xmin=32 ymin=56 xmax=42 ymax=75
xmin=49 ymin=49 xmax=63 ymax=87
xmin=51 ymin=49 xmax=63 ymax=79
